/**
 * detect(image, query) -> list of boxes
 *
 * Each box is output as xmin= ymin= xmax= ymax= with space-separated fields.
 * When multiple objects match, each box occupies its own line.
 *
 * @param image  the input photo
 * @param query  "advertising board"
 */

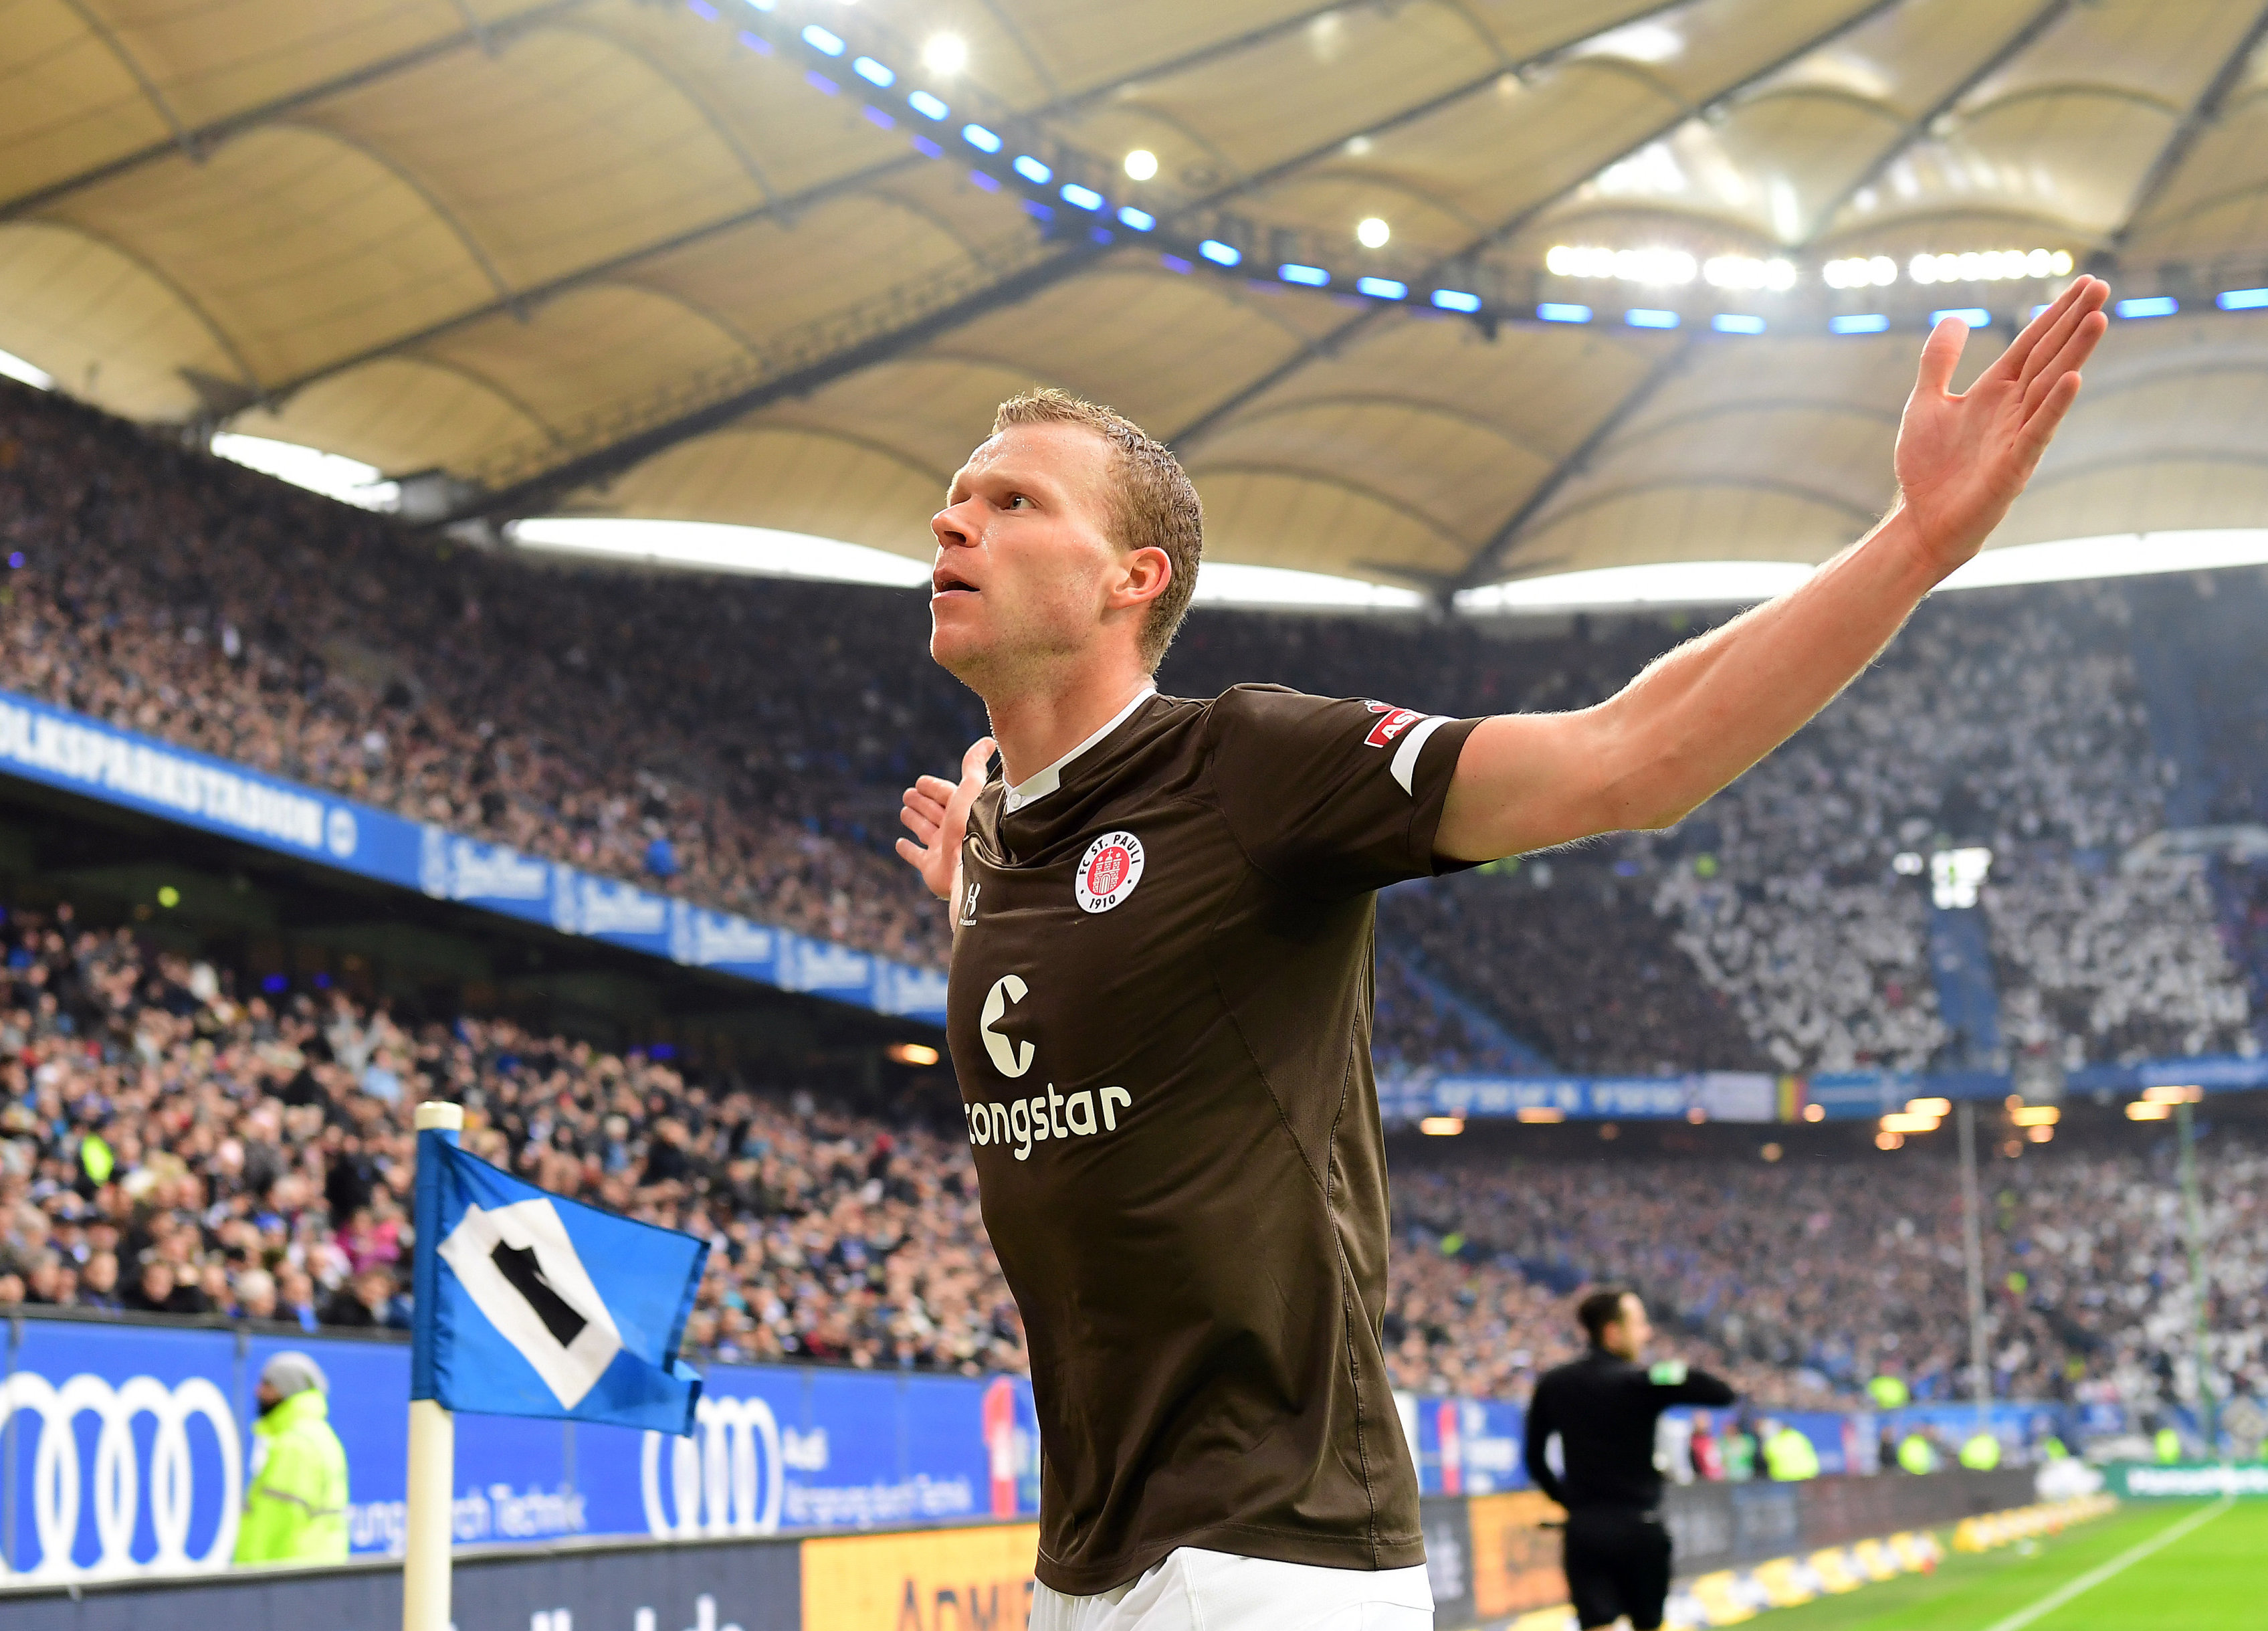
xmin=0 ymin=1317 xmax=1041 ymax=1579
xmin=0 ymin=686 xmax=946 ymax=1022
xmin=799 ymin=1521 xmax=1039 ymax=1630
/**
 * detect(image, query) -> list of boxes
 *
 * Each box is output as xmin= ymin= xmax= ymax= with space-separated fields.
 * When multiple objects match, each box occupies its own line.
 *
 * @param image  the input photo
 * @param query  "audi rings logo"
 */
xmin=0 ymin=1372 xmax=242 ymax=1577
xmin=640 ymin=1394 xmax=783 ymax=1539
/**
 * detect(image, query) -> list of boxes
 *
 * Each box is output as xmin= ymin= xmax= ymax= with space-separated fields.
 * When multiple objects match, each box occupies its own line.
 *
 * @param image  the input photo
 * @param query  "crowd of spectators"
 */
xmin=1641 ymin=583 xmax=2252 ymax=1072
xmin=0 ymin=383 xmax=971 ymax=969
xmin=0 ymin=900 xmax=1025 ymax=1374
xmin=1393 ymin=1131 xmax=2267 ymax=1420
xmin=1 ymin=892 xmax=2259 ymax=1428
xmin=8 ymin=381 xmax=2255 ymax=1078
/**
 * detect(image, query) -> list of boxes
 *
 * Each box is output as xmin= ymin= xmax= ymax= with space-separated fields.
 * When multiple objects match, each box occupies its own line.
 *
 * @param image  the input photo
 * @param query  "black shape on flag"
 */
xmin=437 ymin=1197 xmax=625 ymax=1409
xmin=492 ymin=1240 xmax=589 ymax=1349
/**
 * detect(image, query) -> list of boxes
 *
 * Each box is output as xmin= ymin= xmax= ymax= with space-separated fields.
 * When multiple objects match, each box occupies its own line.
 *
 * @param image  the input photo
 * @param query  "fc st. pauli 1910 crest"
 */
xmin=1074 ymin=830 xmax=1144 ymax=913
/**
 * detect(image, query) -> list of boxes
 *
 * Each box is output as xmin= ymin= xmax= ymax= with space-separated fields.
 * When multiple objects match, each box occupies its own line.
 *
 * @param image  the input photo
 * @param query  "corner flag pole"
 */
xmin=406 ymin=1100 xmax=463 ymax=1631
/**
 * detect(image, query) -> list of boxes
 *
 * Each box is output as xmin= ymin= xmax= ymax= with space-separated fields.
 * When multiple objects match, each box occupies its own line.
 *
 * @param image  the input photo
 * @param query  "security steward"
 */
xmin=234 ymin=1351 xmax=350 ymax=1565
xmin=1523 ymin=1288 xmax=1736 ymax=1631
xmin=1762 ymin=1418 xmax=1822 ymax=1482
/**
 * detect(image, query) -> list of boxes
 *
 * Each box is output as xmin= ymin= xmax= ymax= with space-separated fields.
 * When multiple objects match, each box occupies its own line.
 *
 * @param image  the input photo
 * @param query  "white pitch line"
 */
xmin=1978 ymin=1496 xmax=2235 ymax=1631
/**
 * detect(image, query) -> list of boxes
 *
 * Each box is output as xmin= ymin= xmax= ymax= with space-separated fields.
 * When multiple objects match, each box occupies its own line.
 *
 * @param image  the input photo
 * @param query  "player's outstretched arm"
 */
xmin=1437 ymin=276 xmax=2111 ymax=863
xmin=897 ymin=737 xmax=997 ymax=900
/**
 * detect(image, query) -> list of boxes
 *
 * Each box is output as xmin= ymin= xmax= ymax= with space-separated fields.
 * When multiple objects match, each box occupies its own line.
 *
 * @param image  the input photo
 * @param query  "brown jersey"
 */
xmin=943 ymin=684 xmax=1482 ymax=1594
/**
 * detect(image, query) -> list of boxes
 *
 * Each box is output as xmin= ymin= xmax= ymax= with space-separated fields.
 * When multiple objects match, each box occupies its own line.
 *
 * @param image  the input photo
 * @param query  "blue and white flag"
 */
xmin=411 ymin=1128 xmax=708 ymax=1434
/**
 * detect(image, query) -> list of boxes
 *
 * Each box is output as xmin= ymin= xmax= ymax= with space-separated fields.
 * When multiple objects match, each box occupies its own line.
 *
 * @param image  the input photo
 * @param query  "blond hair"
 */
xmin=991 ymin=389 xmax=1203 ymax=670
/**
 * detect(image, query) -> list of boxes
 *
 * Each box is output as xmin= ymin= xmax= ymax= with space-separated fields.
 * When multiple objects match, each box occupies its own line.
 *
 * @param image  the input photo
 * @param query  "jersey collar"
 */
xmin=1003 ymin=686 xmax=1156 ymax=814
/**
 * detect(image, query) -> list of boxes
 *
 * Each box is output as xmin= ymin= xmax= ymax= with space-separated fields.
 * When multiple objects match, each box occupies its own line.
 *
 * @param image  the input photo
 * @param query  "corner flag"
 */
xmin=411 ymin=1126 xmax=708 ymax=1434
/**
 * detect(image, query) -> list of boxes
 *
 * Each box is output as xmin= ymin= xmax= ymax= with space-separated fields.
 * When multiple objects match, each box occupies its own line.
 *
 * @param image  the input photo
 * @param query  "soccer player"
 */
xmin=1523 ymin=1288 xmax=1736 ymax=1631
xmin=897 ymin=280 xmax=2109 ymax=1628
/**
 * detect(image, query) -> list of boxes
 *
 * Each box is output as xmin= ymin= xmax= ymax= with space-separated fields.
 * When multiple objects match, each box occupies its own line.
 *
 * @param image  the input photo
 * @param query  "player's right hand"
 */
xmin=896 ymin=737 xmax=995 ymax=901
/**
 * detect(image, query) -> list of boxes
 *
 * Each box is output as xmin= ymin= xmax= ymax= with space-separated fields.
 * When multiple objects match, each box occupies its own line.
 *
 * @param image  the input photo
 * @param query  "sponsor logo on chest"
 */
xmin=1073 ymin=829 xmax=1144 ymax=913
xmin=966 ymin=971 xmax=1134 ymax=1161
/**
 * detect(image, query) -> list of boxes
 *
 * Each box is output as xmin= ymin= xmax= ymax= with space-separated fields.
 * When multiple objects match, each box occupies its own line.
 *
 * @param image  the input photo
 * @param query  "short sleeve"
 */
xmin=1205 ymin=685 xmax=1483 ymax=896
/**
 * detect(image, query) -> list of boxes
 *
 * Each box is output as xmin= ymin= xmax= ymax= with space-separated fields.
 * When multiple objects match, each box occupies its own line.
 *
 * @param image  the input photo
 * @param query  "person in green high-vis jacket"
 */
xmin=1762 ymin=1420 xmax=1821 ymax=1481
xmin=1897 ymin=1430 xmax=1940 ymax=1474
xmin=234 ymin=1352 xmax=350 ymax=1565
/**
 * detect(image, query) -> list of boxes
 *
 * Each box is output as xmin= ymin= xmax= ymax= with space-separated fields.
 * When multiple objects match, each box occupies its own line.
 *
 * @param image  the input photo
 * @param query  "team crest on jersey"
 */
xmin=1074 ymin=830 xmax=1145 ymax=913
xmin=1363 ymin=700 xmax=1425 ymax=748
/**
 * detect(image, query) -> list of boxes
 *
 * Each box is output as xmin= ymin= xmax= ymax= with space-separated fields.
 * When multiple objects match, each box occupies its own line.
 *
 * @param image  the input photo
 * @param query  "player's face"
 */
xmin=929 ymin=423 xmax=1137 ymax=688
xmin=1607 ymin=1293 xmax=1652 ymax=1359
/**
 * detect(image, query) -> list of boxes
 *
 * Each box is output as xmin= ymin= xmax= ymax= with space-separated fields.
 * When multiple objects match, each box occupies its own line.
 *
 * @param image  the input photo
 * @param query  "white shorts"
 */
xmin=1029 ymin=1547 xmax=1435 ymax=1631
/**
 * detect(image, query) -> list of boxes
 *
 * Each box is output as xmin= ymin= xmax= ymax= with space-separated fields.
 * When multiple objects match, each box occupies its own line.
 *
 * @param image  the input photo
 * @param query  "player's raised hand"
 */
xmin=896 ymin=736 xmax=996 ymax=900
xmin=1891 ymin=274 xmax=2109 ymax=572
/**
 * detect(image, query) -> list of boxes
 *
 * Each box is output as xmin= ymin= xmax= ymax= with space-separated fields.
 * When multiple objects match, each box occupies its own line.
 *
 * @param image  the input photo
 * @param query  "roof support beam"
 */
xmin=560 ymin=21 xmax=775 ymax=202
xmin=1224 ymin=392 xmax=1566 ymax=464
xmin=1451 ymin=337 xmax=1699 ymax=593
xmin=0 ymin=0 xmax=595 ymax=220
xmin=255 ymin=149 xmax=926 ymax=403
xmin=970 ymin=0 xmax=1063 ymax=102
xmin=52 ymin=0 xmax=197 ymax=161
xmin=1800 ymin=0 xmax=2077 ymax=246
xmin=43 ymin=218 xmax=265 ymax=397
xmin=1187 ymin=460 xmax=1473 ymax=552
xmin=1196 ymin=0 xmax=1699 ymax=208
xmin=449 ymin=240 xmax=1108 ymax=520
xmin=2105 ymin=0 xmax=2268 ymax=256
xmin=279 ymin=121 xmax=522 ymax=312
xmin=1169 ymin=0 xmax=1908 ymax=457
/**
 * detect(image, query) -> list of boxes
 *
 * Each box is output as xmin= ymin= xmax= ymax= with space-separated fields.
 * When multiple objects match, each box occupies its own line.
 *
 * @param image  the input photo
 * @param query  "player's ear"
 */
xmin=1108 ymin=545 xmax=1172 ymax=612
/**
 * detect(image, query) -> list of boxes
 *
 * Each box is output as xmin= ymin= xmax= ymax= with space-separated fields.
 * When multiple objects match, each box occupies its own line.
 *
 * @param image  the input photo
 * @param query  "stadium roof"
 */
xmin=5 ymin=0 xmax=2268 ymax=598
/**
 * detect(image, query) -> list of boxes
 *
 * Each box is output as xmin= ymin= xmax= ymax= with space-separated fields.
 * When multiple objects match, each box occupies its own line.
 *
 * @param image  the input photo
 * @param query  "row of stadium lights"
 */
xmin=1874 ymin=1084 xmax=2201 ymax=1152
xmin=701 ymin=0 xmax=2268 ymax=338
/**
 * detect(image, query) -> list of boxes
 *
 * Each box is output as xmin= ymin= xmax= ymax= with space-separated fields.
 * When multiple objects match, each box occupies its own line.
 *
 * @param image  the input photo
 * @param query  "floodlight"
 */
xmin=1356 ymin=217 xmax=1390 ymax=249
xmin=1123 ymin=149 xmax=1158 ymax=181
xmin=922 ymin=33 xmax=967 ymax=74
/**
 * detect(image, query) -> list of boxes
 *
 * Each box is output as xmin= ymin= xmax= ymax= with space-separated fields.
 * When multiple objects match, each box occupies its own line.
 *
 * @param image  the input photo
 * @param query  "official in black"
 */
xmin=1522 ymin=1286 xmax=1736 ymax=1631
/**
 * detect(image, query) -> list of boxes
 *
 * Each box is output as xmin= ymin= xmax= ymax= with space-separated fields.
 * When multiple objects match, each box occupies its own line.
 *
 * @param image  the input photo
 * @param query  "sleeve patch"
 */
xmin=1649 ymin=1361 xmax=1689 ymax=1385
xmin=1362 ymin=701 xmax=1427 ymax=748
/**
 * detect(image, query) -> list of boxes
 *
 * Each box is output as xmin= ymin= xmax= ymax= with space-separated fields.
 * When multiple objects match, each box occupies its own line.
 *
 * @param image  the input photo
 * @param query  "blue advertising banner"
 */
xmin=1386 ymin=1058 xmax=2265 ymax=1126
xmin=0 ymin=1319 xmax=1042 ymax=1580
xmin=0 ymin=686 xmax=946 ymax=1022
xmin=1397 ymin=1070 xmax=1784 ymax=1125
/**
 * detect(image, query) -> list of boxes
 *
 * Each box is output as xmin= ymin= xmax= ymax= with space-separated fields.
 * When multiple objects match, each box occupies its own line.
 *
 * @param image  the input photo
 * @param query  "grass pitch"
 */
xmin=1746 ymin=1499 xmax=2260 ymax=1631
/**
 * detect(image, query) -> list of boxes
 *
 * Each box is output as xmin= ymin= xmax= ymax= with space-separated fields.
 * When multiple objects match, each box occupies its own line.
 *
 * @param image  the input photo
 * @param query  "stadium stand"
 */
xmin=1394 ymin=1136 xmax=2267 ymax=1418
xmin=4 ymin=379 xmax=2259 ymax=1080
xmin=1 ymin=892 xmax=2257 ymax=1423
xmin=0 ymin=898 xmax=1026 ymax=1374
xmin=2 ymin=379 xmax=2265 ymax=1419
